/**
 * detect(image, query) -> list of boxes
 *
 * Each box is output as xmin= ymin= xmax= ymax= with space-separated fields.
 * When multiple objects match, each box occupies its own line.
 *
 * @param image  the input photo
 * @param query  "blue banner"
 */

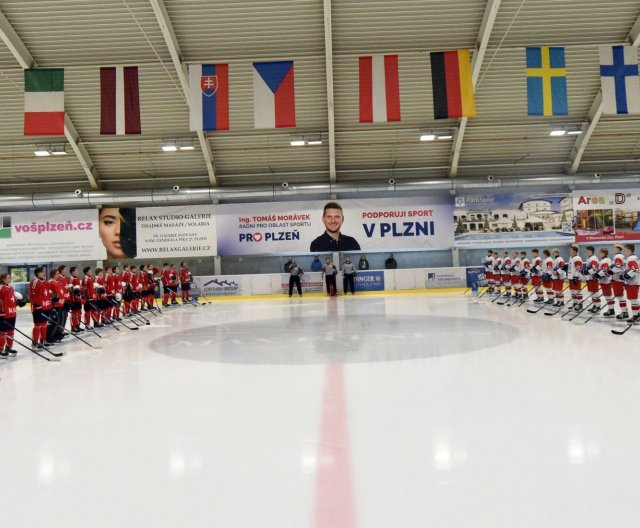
xmin=465 ymin=267 xmax=486 ymax=287
xmin=354 ymin=270 xmax=385 ymax=292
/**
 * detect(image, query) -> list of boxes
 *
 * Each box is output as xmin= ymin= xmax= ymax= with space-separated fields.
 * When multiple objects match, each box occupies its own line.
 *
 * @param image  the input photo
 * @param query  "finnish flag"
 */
xmin=600 ymin=45 xmax=640 ymax=115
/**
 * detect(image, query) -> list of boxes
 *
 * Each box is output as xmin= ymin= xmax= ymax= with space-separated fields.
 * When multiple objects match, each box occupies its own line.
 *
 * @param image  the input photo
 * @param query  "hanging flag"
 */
xmin=253 ymin=61 xmax=295 ymax=129
xmin=429 ymin=50 xmax=476 ymax=119
xmin=24 ymin=69 xmax=65 ymax=136
xmin=526 ymin=47 xmax=568 ymax=116
xmin=189 ymin=63 xmax=229 ymax=132
xmin=359 ymin=54 xmax=401 ymax=123
xmin=100 ymin=66 xmax=141 ymax=135
xmin=600 ymin=45 xmax=640 ymax=115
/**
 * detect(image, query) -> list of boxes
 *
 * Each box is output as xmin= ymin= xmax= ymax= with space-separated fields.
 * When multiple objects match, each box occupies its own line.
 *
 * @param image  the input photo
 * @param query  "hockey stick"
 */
xmin=611 ymin=320 xmax=638 ymax=335
xmin=41 ymin=313 xmax=94 ymax=348
xmin=576 ymin=302 xmax=607 ymax=325
xmin=107 ymin=298 xmax=145 ymax=328
xmin=543 ymin=285 xmax=575 ymax=316
xmin=2 ymin=332 xmax=58 ymax=361
xmin=78 ymin=320 xmax=102 ymax=338
xmin=8 ymin=328 xmax=63 ymax=358
xmin=566 ymin=296 xmax=603 ymax=322
xmin=561 ymin=290 xmax=598 ymax=319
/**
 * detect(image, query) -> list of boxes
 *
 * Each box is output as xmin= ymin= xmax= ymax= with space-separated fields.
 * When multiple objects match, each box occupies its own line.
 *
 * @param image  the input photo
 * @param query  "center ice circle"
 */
xmin=150 ymin=313 xmax=516 ymax=365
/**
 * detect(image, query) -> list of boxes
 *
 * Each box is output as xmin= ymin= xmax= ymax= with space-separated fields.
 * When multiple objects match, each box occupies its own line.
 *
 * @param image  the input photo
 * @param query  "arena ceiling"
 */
xmin=0 ymin=0 xmax=639 ymax=193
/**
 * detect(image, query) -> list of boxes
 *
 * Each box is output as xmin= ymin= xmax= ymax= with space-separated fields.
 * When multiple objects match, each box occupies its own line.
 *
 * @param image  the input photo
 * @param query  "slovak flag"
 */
xmin=253 ymin=61 xmax=296 ymax=129
xmin=189 ymin=64 xmax=229 ymax=131
xmin=359 ymin=54 xmax=401 ymax=123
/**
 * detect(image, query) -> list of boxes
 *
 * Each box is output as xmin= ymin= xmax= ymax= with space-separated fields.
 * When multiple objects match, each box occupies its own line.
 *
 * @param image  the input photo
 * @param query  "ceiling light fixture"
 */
xmin=420 ymin=133 xmax=436 ymax=141
xmin=549 ymin=129 xmax=566 ymax=137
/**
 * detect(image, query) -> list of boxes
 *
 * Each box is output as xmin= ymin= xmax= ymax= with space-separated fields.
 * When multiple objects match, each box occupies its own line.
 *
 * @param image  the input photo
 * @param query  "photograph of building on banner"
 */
xmin=215 ymin=197 xmax=454 ymax=256
xmin=572 ymin=190 xmax=640 ymax=242
xmin=453 ymin=192 xmax=575 ymax=248
xmin=0 ymin=209 xmax=105 ymax=263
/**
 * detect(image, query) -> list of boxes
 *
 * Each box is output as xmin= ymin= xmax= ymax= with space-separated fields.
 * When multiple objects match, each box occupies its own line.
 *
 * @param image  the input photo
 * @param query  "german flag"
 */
xmin=430 ymin=50 xmax=476 ymax=119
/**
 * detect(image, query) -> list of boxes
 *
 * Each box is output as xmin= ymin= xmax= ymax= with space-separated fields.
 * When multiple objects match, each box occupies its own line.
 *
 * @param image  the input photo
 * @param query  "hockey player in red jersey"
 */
xmin=29 ymin=266 xmax=54 ymax=348
xmin=94 ymin=268 xmax=109 ymax=326
xmin=48 ymin=269 xmax=66 ymax=342
xmin=567 ymin=246 xmax=584 ymax=311
xmin=130 ymin=265 xmax=141 ymax=313
xmin=0 ymin=273 xmax=24 ymax=356
xmin=121 ymin=264 xmax=133 ymax=317
xmin=610 ymin=244 xmax=629 ymax=320
xmin=621 ymin=243 xmax=640 ymax=323
xmin=83 ymin=266 xmax=101 ymax=328
xmin=69 ymin=266 xmax=84 ymax=333
xmin=161 ymin=263 xmax=178 ymax=306
xmin=146 ymin=264 xmax=159 ymax=309
xmin=179 ymin=261 xmax=192 ymax=302
xmin=583 ymin=246 xmax=602 ymax=314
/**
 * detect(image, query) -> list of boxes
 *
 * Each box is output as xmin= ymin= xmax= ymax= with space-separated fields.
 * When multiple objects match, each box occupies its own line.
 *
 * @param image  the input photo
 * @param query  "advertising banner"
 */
xmin=453 ymin=192 xmax=575 ymax=248
xmin=354 ymin=270 xmax=385 ymax=292
xmin=465 ymin=266 xmax=486 ymax=287
xmin=193 ymin=275 xmax=245 ymax=296
xmin=0 ymin=209 xmax=105 ymax=263
xmin=279 ymin=272 xmax=325 ymax=294
xmin=216 ymin=197 xmax=454 ymax=256
xmin=425 ymin=267 xmax=467 ymax=289
xmin=135 ymin=205 xmax=216 ymax=259
xmin=572 ymin=189 xmax=640 ymax=242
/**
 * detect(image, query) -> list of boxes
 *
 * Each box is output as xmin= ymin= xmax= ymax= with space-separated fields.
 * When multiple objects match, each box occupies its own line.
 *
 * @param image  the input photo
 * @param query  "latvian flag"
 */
xmin=430 ymin=50 xmax=476 ymax=119
xmin=100 ymin=66 xmax=141 ymax=135
xmin=359 ymin=54 xmax=401 ymax=123
xmin=253 ymin=61 xmax=295 ymax=129
xmin=24 ymin=69 xmax=65 ymax=136
xmin=189 ymin=64 xmax=229 ymax=132
xmin=599 ymin=45 xmax=640 ymax=115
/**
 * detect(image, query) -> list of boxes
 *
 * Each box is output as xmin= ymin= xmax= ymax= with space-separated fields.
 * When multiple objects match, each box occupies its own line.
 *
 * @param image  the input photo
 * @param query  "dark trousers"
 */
xmin=325 ymin=274 xmax=337 ymax=295
xmin=289 ymin=275 xmax=302 ymax=296
xmin=343 ymin=274 xmax=355 ymax=294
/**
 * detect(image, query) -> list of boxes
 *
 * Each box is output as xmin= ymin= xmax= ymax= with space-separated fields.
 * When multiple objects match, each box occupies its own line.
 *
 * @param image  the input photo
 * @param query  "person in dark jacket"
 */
xmin=310 ymin=255 xmax=323 ymax=272
xmin=385 ymin=254 xmax=398 ymax=269
xmin=358 ymin=255 xmax=370 ymax=270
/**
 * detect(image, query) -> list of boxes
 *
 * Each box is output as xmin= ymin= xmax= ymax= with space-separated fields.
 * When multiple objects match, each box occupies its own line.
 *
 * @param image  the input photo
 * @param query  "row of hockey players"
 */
xmin=0 ymin=262 xmax=194 ymax=355
xmin=483 ymin=243 xmax=639 ymax=323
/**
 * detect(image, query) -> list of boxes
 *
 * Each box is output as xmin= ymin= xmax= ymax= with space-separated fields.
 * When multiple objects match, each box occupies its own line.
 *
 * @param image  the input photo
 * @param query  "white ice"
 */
xmin=0 ymin=293 xmax=639 ymax=528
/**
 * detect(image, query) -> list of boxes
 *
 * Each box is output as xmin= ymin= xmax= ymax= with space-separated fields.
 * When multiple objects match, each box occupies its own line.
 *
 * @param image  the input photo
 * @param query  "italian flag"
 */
xmin=24 ymin=69 xmax=65 ymax=136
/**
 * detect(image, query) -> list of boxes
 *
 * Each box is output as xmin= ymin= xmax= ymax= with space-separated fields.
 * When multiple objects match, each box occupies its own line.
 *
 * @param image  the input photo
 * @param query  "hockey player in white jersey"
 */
xmin=501 ymin=251 xmax=513 ymax=298
xmin=621 ymin=243 xmax=640 ymax=323
xmin=517 ymin=251 xmax=531 ymax=301
xmin=567 ymin=245 xmax=584 ymax=311
xmin=530 ymin=249 xmax=544 ymax=303
xmin=541 ymin=249 xmax=556 ymax=305
xmin=551 ymin=248 xmax=567 ymax=307
xmin=583 ymin=245 xmax=602 ymax=314
xmin=484 ymin=250 xmax=495 ymax=293
xmin=492 ymin=254 xmax=503 ymax=295
xmin=597 ymin=248 xmax=616 ymax=317
xmin=510 ymin=250 xmax=522 ymax=299
xmin=610 ymin=244 xmax=629 ymax=320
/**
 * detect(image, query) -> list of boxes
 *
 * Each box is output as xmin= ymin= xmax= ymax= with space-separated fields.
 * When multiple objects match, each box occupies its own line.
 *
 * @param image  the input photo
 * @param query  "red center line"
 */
xmin=314 ymin=363 xmax=356 ymax=528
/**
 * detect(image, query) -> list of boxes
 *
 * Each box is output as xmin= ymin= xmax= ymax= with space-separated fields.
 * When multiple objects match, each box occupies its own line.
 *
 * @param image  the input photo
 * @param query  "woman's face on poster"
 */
xmin=99 ymin=208 xmax=126 ymax=259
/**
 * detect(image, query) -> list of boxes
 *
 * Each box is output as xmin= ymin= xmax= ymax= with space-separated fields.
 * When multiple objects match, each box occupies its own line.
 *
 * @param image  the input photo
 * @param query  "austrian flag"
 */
xmin=359 ymin=54 xmax=401 ymax=123
xmin=100 ymin=66 xmax=141 ymax=135
xmin=24 ymin=69 xmax=65 ymax=136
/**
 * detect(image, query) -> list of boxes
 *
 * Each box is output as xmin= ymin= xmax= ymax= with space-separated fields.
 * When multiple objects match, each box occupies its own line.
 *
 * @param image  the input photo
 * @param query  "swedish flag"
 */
xmin=526 ymin=47 xmax=568 ymax=116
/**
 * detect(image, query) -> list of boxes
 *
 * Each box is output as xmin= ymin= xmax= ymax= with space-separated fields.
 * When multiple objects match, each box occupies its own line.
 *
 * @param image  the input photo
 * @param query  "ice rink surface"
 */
xmin=1 ymin=292 xmax=639 ymax=528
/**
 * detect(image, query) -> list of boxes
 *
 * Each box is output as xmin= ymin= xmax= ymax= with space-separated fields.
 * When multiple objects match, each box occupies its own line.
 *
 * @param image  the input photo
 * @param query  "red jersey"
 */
xmin=0 ymin=284 xmax=17 ymax=318
xmin=29 ymin=277 xmax=53 ymax=312
xmin=58 ymin=275 xmax=72 ymax=303
xmin=83 ymin=275 xmax=96 ymax=301
xmin=48 ymin=278 xmax=65 ymax=308
xmin=111 ymin=272 xmax=123 ymax=293
xmin=161 ymin=269 xmax=172 ymax=287
xmin=95 ymin=276 xmax=107 ymax=299
xmin=137 ymin=271 xmax=146 ymax=290
xmin=70 ymin=276 xmax=84 ymax=302
xmin=179 ymin=267 xmax=191 ymax=284
xmin=105 ymin=273 xmax=117 ymax=295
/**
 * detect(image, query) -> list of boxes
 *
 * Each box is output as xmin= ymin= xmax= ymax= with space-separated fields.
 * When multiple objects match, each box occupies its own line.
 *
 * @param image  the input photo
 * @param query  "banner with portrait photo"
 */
xmin=572 ymin=189 xmax=640 ymax=242
xmin=215 ymin=197 xmax=454 ymax=256
xmin=0 ymin=209 xmax=105 ymax=263
xmin=453 ymin=192 xmax=575 ymax=248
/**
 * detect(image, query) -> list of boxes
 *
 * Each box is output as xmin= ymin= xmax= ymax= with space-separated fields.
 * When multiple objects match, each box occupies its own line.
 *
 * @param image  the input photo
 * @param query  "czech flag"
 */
xmin=253 ymin=61 xmax=296 ymax=129
xmin=359 ymin=54 xmax=401 ymax=123
xmin=430 ymin=50 xmax=476 ymax=119
xmin=189 ymin=63 xmax=229 ymax=132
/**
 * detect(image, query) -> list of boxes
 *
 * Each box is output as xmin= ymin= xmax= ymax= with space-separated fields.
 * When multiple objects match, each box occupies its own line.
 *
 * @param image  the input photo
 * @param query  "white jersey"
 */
xmin=586 ymin=255 xmax=599 ymax=280
xmin=552 ymin=256 xmax=566 ymax=279
xmin=512 ymin=257 xmax=522 ymax=274
xmin=519 ymin=257 xmax=531 ymax=278
xmin=598 ymin=257 xmax=612 ymax=285
xmin=493 ymin=257 xmax=502 ymax=274
xmin=543 ymin=257 xmax=555 ymax=278
xmin=625 ymin=254 xmax=640 ymax=285
xmin=531 ymin=255 xmax=543 ymax=275
xmin=568 ymin=255 xmax=584 ymax=280
xmin=501 ymin=256 xmax=512 ymax=275
xmin=484 ymin=255 xmax=494 ymax=273
xmin=611 ymin=252 xmax=626 ymax=281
